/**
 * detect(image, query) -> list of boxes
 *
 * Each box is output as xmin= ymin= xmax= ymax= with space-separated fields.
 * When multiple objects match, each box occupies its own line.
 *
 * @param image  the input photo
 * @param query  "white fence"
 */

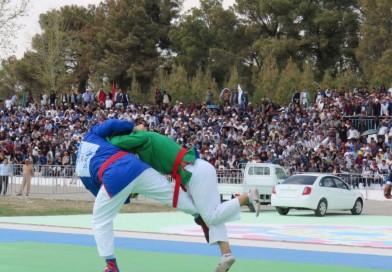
xmin=1 ymin=164 xmax=91 ymax=200
xmin=0 ymin=164 xmax=385 ymax=200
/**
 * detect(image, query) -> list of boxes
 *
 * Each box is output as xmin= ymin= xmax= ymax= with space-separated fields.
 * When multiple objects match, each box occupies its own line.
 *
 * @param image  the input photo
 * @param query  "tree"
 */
xmin=235 ymin=0 xmax=298 ymax=70
xmin=91 ymin=0 xmax=181 ymax=91
xmin=335 ymin=68 xmax=359 ymax=90
xmin=165 ymin=65 xmax=189 ymax=103
xmin=0 ymin=0 xmax=30 ymax=57
xmin=356 ymin=0 xmax=392 ymax=82
xmin=226 ymin=66 xmax=239 ymax=93
xmin=130 ymin=72 xmax=142 ymax=104
xmin=252 ymin=53 xmax=279 ymax=104
xmin=275 ymin=58 xmax=301 ymax=105
xmin=235 ymin=0 xmax=360 ymax=80
xmin=321 ymin=70 xmax=335 ymax=90
xmin=169 ymin=0 xmax=244 ymax=85
xmin=31 ymin=10 xmax=70 ymax=90
xmin=371 ymin=49 xmax=392 ymax=87
xmin=15 ymin=5 xmax=96 ymax=93
xmin=0 ymin=56 xmax=19 ymax=95
xmin=190 ymin=67 xmax=218 ymax=104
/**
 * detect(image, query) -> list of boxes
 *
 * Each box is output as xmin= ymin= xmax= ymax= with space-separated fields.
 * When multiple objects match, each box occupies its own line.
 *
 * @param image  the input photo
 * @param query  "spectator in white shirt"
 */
xmin=347 ymin=125 xmax=360 ymax=140
xmin=378 ymin=159 xmax=389 ymax=174
xmin=380 ymin=100 xmax=389 ymax=116
xmin=105 ymin=96 xmax=113 ymax=109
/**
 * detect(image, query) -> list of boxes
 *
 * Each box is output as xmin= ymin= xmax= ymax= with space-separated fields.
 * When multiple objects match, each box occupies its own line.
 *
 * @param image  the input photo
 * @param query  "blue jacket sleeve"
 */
xmin=90 ymin=119 xmax=134 ymax=138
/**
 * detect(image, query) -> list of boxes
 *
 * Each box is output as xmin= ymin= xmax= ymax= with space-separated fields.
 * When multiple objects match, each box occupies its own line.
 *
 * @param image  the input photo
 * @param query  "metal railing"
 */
xmin=0 ymin=164 xmax=385 ymax=201
xmin=217 ymin=168 xmax=244 ymax=184
xmin=1 ymin=164 xmax=91 ymax=200
xmin=334 ymin=172 xmax=386 ymax=189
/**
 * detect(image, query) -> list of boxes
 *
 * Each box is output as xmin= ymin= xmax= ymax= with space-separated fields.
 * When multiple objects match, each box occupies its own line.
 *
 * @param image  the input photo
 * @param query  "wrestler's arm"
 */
xmin=107 ymin=130 xmax=149 ymax=150
xmin=90 ymin=119 xmax=134 ymax=138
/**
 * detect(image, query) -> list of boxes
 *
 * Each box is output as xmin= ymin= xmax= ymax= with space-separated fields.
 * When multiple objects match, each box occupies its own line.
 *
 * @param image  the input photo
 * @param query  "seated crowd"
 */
xmin=1 ymin=86 xmax=392 ymax=187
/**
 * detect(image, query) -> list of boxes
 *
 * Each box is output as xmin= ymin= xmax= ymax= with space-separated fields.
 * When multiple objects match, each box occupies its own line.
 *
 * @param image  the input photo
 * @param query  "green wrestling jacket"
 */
xmin=107 ymin=130 xmax=196 ymax=186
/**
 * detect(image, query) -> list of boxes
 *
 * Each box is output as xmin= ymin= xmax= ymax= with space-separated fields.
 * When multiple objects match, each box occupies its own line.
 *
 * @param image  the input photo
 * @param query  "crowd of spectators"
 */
xmin=1 ymin=85 xmax=392 ymax=188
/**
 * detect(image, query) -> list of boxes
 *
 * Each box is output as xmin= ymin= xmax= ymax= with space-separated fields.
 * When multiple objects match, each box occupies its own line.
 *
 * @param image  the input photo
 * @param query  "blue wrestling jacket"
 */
xmin=76 ymin=119 xmax=149 ymax=197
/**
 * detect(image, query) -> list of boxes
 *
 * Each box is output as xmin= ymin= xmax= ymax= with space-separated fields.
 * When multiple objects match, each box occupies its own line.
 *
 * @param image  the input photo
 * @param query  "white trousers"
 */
xmin=93 ymin=168 xmax=197 ymax=258
xmin=185 ymin=159 xmax=241 ymax=244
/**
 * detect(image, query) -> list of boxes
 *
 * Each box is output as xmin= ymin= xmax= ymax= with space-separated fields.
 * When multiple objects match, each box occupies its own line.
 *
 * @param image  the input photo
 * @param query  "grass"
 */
xmin=0 ymin=196 xmax=175 ymax=216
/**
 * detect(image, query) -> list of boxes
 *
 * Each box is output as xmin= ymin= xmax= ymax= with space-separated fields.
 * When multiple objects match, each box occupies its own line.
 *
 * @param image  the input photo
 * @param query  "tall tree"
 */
xmin=91 ymin=0 xmax=181 ymax=91
xmin=165 ymin=65 xmax=189 ymax=103
xmin=32 ymin=10 xmax=69 ymax=90
xmin=356 ymin=0 xmax=392 ymax=83
xmin=371 ymin=49 xmax=392 ymax=87
xmin=0 ymin=0 xmax=30 ymax=57
xmin=235 ymin=0 xmax=298 ymax=70
xmin=298 ymin=0 xmax=360 ymax=77
xmin=169 ymin=0 xmax=244 ymax=85
xmin=235 ymin=0 xmax=360 ymax=80
xmin=335 ymin=68 xmax=359 ymax=90
xmin=275 ymin=58 xmax=301 ymax=105
xmin=252 ymin=53 xmax=279 ymax=104
xmin=190 ymin=67 xmax=218 ymax=104
xmin=321 ymin=70 xmax=335 ymax=89
xmin=24 ymin=5 xmax=95 ymax=92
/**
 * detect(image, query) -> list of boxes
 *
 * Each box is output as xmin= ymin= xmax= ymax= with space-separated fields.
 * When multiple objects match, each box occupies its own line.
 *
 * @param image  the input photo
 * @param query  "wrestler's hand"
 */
xmin=384 ymin=183 xmax=392 ymax=199
xmin=134 ymin=124 xmax=147 ymax=131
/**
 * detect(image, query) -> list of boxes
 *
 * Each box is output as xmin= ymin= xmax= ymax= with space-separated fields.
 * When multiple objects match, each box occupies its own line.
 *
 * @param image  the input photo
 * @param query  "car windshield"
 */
xmin=282 ymin=175 xmax=317 ymax=185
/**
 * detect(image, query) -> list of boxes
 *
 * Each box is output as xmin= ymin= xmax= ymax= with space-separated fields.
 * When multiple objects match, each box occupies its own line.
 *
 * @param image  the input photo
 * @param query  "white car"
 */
xmin=271 ymin=173 xmax=364 ymax=217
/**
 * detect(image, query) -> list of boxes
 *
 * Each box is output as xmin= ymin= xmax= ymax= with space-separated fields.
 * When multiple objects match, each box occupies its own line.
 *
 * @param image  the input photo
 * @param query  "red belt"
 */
xmin=98 ymin=151 xmax=128 ymax=182
xmin=171 ymin=148 xmax=188 ymax=208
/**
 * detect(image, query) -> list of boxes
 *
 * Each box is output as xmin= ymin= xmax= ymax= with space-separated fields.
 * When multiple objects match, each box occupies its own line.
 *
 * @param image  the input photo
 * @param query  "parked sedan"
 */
xmin=271 ymin=174 xmax=364 ymax=216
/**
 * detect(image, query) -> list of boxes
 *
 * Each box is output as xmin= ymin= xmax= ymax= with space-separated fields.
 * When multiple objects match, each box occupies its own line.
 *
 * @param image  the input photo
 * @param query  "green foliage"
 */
xmin=335 ymin=69 xmax=359 ymax=90
xmin=1 ymin=0 xmax=392 ymax=99
xmin=130 ymin=72 xmax=142 ymax=104
xmin=226 ymin=66 xmax=239 ymax=93
xmin=165 ymin=65 xmax=190 ymax=103
xmin=321 ymin=70 xmax=335 ymax=89
xmin=369 ymin=49 xmax=392 ymax=87
xmin=190 ymin=67 xmax=218 ymax=104
xmin=357 ymin=0 xmax=392 ymax=83
xmin=252 ymin=53 xmax=279 ymax=104
xmin=149 ymin=68 xmax=167 ymax=102
xmin=275 ymin=58 xmax=301 ymax=104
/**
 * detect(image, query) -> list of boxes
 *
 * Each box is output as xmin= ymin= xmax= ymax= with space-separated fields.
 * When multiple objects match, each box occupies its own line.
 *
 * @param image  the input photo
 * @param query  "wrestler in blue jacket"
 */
xmin=76 ymin=119 xmax=148 ymax=197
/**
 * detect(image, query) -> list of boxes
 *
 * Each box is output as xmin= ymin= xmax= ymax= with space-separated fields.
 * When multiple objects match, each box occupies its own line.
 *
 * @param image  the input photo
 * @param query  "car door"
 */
xmin=319 ymin=177 xmax=338 ymax=209
xmin=332 ymin=177 xmax=355 ymax=209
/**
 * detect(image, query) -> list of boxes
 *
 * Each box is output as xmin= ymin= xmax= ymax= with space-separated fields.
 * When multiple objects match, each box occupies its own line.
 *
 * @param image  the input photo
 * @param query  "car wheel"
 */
xmin=276 ymin=207 xmax=289 ymax=215
xmin=248 ymin=203 xmax=255 ymax=213
xmin=314 ymin=199 xmax=327 ymax=217
xmin=351 ymin=198 xmax=363 ymax=215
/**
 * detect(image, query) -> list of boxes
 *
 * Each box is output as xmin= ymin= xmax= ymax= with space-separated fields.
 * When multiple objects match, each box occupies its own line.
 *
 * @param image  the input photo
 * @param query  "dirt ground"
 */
xmin=0 ymin=196 xmax=175 ymax=216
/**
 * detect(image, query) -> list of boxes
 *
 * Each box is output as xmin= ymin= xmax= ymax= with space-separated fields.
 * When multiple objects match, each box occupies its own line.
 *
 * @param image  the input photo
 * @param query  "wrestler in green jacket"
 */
xmin=107 ymin=130 xmax=196 ymax=186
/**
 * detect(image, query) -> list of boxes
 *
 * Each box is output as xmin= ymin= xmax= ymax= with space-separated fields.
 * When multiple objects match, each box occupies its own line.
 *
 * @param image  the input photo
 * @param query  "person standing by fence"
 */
xmin=0 ymin=159 xmax=10 ymax=195
xmin=17 ymin=159 xmax=34 ymax=196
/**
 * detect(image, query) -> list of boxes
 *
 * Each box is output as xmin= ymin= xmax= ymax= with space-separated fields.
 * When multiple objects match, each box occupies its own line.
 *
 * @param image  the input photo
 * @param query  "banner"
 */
xmin=22 ymin=89 xmax=27 ymax=107
xmin=237 ymin=84 xmax=243 ymax=105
